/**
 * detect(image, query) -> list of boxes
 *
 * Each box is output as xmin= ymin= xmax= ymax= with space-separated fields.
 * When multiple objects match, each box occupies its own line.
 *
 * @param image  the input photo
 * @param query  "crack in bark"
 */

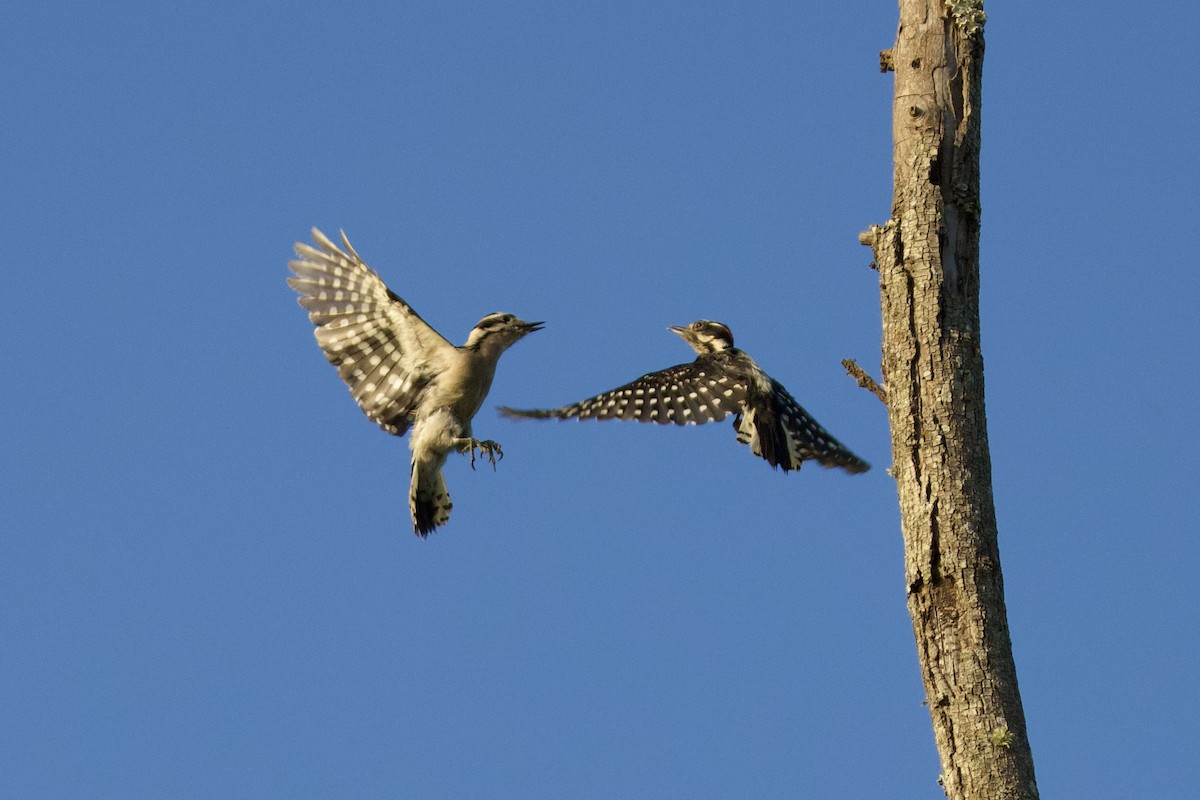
xmin=929 ymin=496 xmax=942 ymax=583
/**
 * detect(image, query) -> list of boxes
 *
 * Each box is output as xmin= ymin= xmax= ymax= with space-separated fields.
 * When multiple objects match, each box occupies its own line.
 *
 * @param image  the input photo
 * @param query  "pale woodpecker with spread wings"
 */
xmin=500 ymin=320 xmax=868 ymax=474
xmin=288 ymin=228 xmax=542 ymax=536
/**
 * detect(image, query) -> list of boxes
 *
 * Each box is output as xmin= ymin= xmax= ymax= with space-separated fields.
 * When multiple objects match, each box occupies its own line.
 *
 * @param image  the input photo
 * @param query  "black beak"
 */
xmin=521 ymin=321 xmax=545 ymax=334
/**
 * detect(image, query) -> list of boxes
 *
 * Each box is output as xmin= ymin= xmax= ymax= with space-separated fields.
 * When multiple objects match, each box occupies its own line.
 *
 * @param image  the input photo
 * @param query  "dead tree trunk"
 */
xmin=860 ymin=2 xmax=1039 ymax=797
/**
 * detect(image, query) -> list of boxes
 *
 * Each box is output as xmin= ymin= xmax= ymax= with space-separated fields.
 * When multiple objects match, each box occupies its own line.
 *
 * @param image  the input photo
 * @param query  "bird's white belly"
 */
xmin=409 ymin=407 xmax=464 ymax=456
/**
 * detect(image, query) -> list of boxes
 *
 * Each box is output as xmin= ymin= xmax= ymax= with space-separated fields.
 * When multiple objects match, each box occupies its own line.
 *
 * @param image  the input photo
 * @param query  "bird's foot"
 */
xmin=465 ymin=438 xmax=504 ymax=470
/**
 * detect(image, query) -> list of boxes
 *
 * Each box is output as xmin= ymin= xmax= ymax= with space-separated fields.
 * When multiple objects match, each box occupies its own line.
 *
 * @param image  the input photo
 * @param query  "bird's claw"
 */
xmin=467 ymin=439 xmax=504 ymax=470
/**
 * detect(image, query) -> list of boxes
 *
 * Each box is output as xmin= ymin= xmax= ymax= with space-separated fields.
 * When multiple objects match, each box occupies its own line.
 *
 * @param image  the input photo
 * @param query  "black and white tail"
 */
xmin=734 ymin=380 xmax=869 ymax=473
xmin=409 ymin=453 xmax=453 ymax=537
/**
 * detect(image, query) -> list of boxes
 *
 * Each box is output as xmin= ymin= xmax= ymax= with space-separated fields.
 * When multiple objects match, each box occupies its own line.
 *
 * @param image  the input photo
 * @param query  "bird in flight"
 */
xmin=288 ymin=228 xmax=543 ymax=536
xmin=500 ymin=320 xmax=868 ymax=474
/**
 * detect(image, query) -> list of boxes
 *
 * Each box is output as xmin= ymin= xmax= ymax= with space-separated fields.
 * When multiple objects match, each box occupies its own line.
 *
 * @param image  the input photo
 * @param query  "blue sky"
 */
xmin=4 ymin=1 xmax=1198 ymax=797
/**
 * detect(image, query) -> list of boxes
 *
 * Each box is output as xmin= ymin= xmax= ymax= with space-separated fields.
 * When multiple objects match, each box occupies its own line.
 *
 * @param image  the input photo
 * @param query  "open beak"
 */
xmin=668 ymin=324 xmax=689 ymax=339
xmin=521 ymin=321 xmax=545 ymax=334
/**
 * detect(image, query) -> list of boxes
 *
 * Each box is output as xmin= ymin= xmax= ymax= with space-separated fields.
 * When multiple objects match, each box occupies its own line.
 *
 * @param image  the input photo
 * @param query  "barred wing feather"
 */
xmin=500 ymin=362 xmax=749 ymax=426
xmin=288 ymin=228 xmax=456 ymax=435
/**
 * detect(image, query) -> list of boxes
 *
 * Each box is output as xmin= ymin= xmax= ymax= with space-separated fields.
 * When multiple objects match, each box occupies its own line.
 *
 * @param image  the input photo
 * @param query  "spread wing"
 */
xmin=288 ymin=228 xmax=456 ymax=435
xmin=736 ymin=378 xmax=870 ymax=473
xmin=500 ymin=360 xmax=749 ymax=426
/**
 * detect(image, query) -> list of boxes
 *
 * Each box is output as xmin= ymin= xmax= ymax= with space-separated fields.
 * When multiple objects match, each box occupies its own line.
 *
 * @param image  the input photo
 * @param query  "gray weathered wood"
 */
xmin=864 ymin=1 xmax=1040 ymax=797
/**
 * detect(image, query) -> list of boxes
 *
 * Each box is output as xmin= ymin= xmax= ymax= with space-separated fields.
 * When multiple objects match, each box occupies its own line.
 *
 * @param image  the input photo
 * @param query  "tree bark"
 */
xmin=863 ymin=2 xmax=1040 ymax=797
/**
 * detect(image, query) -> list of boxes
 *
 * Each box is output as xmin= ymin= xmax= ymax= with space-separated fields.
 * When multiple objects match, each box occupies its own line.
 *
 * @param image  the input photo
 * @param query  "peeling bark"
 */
xmin=865 ymin=2 xmax=1039 ymax=798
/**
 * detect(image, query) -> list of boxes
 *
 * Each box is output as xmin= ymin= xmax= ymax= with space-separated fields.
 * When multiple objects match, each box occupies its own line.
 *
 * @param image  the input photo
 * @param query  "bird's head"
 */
xmin=466 ymin=312 xmax=544 ymax=352
xmin=668 ymin=320 xmax=735 ymax=355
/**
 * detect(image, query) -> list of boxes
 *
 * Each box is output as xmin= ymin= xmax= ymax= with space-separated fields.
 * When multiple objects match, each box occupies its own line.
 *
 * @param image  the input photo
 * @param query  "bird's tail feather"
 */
xmin=409 ymin=458 xmax=452 ymax=537
xmin=735 ymin=405 xmax=796 ymax=472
